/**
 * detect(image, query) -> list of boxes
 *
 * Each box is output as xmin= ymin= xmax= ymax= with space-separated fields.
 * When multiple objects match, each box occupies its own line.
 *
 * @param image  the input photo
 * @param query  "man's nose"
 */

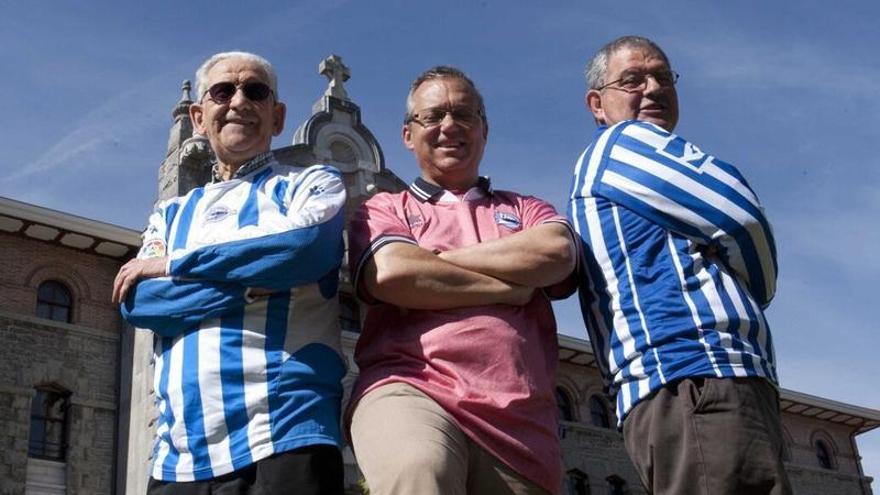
xmin=228 ymin=87 xmax=249 ymax=108
xmin=643 ymin=74 xmax=664 ymax=94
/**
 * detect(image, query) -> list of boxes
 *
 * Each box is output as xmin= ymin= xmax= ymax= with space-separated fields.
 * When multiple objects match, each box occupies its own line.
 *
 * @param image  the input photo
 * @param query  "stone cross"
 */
xmin=320 ymin=54 xmax=351 ymax=100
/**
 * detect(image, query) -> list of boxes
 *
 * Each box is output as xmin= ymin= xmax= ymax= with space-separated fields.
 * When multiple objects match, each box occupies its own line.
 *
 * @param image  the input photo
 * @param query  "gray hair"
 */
xmin=584 ymin=36 xmax=671 ymax=89
xmin=404 ymin=65 xmax=487 ymax=125
xmin=194 ymin=51 xmax=278 ymax=100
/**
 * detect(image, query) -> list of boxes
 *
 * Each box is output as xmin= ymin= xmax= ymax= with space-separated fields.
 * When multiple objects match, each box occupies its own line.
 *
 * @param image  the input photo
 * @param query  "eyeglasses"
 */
xmin=598 ymin=70 xmax=680 ymax=93
xmin=203 ymin=81 xmax=274 ymax=104
xmin=406 ymin=107 xmax=484 ymax=128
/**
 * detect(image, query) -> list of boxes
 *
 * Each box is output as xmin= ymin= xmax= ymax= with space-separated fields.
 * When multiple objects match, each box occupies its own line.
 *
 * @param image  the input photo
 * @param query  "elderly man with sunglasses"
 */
xmin=112 ymin=51 xmax=347 ymax=494
xmin=345 ymin=66 xmax=577 ymax=495
xmin=568 ymin=36 xmax=791 ymax=494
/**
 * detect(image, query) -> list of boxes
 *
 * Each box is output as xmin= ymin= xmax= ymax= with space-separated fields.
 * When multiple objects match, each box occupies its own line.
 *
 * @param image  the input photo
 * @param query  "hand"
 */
xmin=112 ymin=257 xmax=168 ymax=304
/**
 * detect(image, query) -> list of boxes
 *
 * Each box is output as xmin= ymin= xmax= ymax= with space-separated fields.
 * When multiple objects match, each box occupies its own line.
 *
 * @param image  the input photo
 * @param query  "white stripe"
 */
xmin=242 ymin=308 xmax=273 ymax=460
xmin=165 ymin=338 xmax=193 ymax=478
xmin=665 ymin=234 xmax=723 ymax=378
xmin=197 ymin=324 xmax=231 ymax=470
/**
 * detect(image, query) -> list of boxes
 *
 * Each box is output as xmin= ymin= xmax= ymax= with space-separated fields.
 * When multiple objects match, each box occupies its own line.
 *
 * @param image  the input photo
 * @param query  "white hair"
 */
xmin=194 ymin=51 xmax=278 ymax=100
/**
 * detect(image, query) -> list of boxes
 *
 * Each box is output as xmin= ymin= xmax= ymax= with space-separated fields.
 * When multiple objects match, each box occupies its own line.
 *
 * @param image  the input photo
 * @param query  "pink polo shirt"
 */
xmin=346 ymin=178 xmax=573 ymax=494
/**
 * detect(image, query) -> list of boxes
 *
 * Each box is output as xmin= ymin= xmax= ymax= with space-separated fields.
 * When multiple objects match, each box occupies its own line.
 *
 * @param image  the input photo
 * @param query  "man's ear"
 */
xmin=190 ymin=102 xmax=207 ymax=135
xmin=586 ymin=89 xmax=605 ymax=125
xmin=402 ymin=124 xmax=415 ymax=151
xmin=272 ymin=102 xmax=286 ymax=136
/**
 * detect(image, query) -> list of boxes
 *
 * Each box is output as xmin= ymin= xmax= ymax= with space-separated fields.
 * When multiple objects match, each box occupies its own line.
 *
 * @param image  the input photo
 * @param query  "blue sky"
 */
xmin=2 ymin=0 xmax=878 ymax=485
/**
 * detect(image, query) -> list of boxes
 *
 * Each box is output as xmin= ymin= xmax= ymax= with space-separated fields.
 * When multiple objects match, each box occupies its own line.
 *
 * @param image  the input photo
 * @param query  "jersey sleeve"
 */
xmin=122 ymin=199 xmax=249 ymax=336
xmin=166 ymin=165 xmax=346 ymax=290
xmin=574 ymin=120 xmax=777 ymax=305
xmin=347 ymin=192 xmax=417 ymax=303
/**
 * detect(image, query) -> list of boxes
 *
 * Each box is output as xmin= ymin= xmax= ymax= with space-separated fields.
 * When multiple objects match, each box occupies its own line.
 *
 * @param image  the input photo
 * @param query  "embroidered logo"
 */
xmin=495 ymin=211 xmax=521 ymax=230
xmin=203 ymin=205 xmax=235 ymax=224
xmin=406 ymin=213 xmax=424 ymax=228
xmin=140 ymin=239 xmax=166 ymax=258
xmin=659 ymin=135 xmax=711 ymax=170
xmin=309 ymin=184 xmax=326 ymax=196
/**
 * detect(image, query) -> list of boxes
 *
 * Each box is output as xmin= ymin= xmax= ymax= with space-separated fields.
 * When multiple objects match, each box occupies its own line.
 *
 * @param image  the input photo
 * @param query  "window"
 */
xmin=566 ymin=469 xmax=590 ymax=495
xmin=28 ymin=387 xmax=70 ymax=461
xmin=816 ymin=439 xmax=834 ymax=469
xmin=556 ymin=387 xmax=574 ymax=421
xmin=606 ymin=475 xmax=627 ymax=495
xmin=36 ymin=280 xmax=72 ymax=323
xmin=339 ymin=292 xmax=361 ymax=333
xmin=589 ymin=395 xmax=611 ymax=429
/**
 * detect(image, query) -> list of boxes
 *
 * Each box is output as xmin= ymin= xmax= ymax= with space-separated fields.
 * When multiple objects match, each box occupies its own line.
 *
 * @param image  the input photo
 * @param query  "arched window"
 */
xmin=36 ymin=280 xmax=73 ymax=323
xmin=556 ymin=387 xmax=574 ymax=421
xmin=816 ymin=439 xmax=834 ymax=469
xmin=566 ymin=469 xmax=590 ymax=495
xmin=28 ymin=386 xmax=71 ymax=461
xmin=339 ymin=292 xmax=361 ymax=333
xmin=606 ymin=475 xmax=627 ymax=495
xmin=589 ymin=395 xmax=611 ymax=429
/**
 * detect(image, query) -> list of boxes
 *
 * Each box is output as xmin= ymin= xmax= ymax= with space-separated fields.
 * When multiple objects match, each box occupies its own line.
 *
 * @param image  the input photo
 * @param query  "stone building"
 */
xmin=1 ymin=55 xmax=878 ymax=495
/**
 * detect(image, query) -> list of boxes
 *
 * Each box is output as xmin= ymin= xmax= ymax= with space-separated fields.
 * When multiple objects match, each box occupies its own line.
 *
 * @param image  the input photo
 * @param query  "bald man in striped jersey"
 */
xmin=568 ymin=36 xmax=791 ymax=494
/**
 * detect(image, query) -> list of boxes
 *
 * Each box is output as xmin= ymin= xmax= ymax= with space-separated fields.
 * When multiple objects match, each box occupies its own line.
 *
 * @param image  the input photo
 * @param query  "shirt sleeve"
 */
xmin=121 ymin=199 xmax=249 ymax=336
xmin=576 ymin=120 xmax=777 ymax=305
xmin=347 ymin=192 xmax=418 ymax=303
xmin=519 ymin=195 xmax=579 ymax=299
xmin=167 ymin=165 xmax=346 ymax=290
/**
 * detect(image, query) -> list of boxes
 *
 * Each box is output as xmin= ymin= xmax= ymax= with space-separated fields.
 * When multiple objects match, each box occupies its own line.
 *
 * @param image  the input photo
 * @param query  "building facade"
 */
xmin=0 ymin=56 xmax=877 ymax=495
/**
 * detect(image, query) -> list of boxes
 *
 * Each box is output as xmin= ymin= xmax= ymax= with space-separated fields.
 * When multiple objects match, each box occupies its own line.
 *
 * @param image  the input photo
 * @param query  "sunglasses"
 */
xmin=204 ymin=81 xmax=274 ymax=104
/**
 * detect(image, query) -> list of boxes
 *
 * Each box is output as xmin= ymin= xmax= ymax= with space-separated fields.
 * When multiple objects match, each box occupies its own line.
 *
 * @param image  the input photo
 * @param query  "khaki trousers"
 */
xmin=623 ymin=377 xmax=792 ymax=495
xmin=350 ymin=382 xmax=550 ymax=495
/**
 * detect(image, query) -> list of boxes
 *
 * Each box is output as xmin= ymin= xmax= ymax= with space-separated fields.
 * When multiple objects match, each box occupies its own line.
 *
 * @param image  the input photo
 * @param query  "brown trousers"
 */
xmin=623 ymin=377 xmax=792 ymax=495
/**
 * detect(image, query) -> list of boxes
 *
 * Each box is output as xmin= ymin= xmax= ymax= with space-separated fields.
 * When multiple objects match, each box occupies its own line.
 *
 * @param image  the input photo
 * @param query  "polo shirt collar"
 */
xmin=409 ymin=176 xmax=493 ymax=203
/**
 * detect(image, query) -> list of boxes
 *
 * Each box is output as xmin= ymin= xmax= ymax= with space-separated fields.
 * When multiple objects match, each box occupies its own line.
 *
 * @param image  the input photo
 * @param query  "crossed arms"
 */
xmin=361 ymin=221 xmax=576 ymax=310
xmin=573 ymin=121 xmax=778 ymax=305
xmin=113 ymin=166 xmax=346 ymax=336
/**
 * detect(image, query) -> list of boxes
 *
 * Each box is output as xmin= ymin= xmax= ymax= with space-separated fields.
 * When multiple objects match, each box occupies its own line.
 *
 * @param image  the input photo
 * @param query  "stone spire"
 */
xmin=319 ymin=54 xmax=351 ymax=101
xmin=166 ymin=80 xmax=194 ymax=157
xmin=158 ymin=80 xmax=212 ymax=201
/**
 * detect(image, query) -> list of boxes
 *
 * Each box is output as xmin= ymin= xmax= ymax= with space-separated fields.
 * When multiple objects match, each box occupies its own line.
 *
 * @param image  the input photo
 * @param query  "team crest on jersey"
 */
xmin=659 ymin=136 xmax=711 ymax=170
xmin=309 ymin=184 xmax=325 ymax=196
xmin=406 ymin=213 xmax=424 ymax=228
xmin=204 ymin=205 xmax=236 ymax=224
xmin=140 ymin=239 xmax=166 ymax=258
xmin=495 ymin=211 xmax=521 ymax=230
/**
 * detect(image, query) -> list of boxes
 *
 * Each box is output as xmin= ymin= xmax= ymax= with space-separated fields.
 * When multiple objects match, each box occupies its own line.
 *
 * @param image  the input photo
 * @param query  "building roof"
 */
xmin=0 ymin=196 xmax=140 ymax=259
xmin=557 ymin=334 xmax=880 ymax=435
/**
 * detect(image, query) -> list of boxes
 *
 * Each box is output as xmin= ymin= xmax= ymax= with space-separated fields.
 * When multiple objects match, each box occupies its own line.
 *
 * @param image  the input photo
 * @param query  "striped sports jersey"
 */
xmin=567 ymin=121 xmax=779 ymax=425
xmin=121 ymin=152 xmax=347 ymax=481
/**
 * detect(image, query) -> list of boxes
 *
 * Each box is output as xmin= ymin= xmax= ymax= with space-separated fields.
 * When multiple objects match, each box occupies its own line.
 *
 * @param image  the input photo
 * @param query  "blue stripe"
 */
xmin=264 ymin=291 xmax=291 ymax=446
xmin=239 ymin=167 xmax=274 ymax=229
xmin=182 ymin=328 xmax=212 ymax=476
xmin=272 ymin=179 xmax=290 ymax=215
xmin=164 ymin=202 xmax=181 ymax=237
xmin=172 ymin=189 xmax=204 ymax=251
xmin=157 ymin=337 xmax=178 ymax=479
xmin=670 ymin=235 xmax=733 ymax=376
xmin=218 ymin=307 xmax=252 ymax=469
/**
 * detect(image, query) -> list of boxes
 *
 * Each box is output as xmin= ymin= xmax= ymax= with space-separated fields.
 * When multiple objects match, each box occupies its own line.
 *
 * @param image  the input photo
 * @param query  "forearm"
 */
xmin=168 ymin=212 xmax=344 ymax=289
xmin=438 ymin=222 xmax=576 ymax=287
xmin=120 ymin=277 xmax=248 ymax=337
xmin=363 ymin=243 xmax=532 ymax=310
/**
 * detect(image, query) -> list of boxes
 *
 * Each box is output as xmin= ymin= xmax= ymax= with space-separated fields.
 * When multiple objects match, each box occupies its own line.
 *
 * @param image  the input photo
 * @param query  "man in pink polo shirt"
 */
xmin=346 ymin=66 xmax=577 ymax=495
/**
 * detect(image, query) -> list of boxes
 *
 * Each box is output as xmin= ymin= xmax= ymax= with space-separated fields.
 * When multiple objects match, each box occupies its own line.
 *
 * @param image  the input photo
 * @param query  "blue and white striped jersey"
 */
xmin=567 ymin=121 xmax=779 ymax=425
xmin=121 ymin=153 xmax=347 ymax=481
